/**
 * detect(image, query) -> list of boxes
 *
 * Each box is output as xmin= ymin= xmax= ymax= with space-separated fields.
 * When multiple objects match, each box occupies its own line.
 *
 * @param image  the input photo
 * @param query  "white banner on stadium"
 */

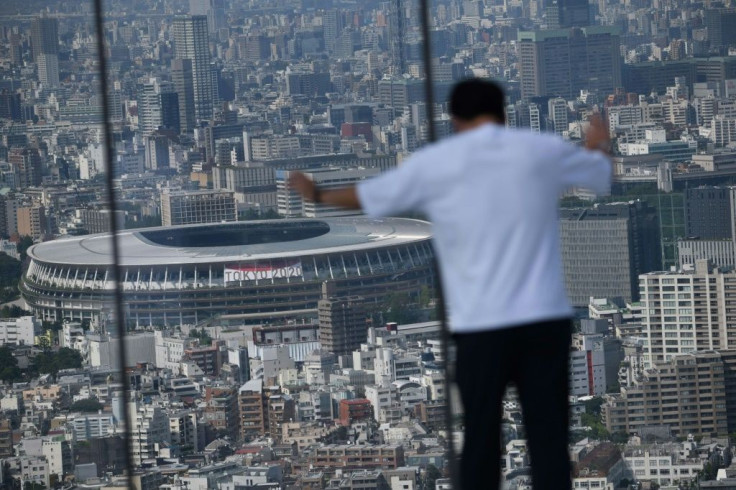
xmin=224 ymin=261 xmax=303 ymax=284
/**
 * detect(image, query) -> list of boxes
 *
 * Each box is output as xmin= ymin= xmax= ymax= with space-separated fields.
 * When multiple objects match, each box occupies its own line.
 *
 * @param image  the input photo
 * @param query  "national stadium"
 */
xmin=20 ymin=217 xmax=435 ymax=327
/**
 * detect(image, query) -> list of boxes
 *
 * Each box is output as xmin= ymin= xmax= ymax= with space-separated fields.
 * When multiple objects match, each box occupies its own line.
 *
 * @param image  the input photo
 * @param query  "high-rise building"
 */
xmin=684 ymin=186 xmax=732 ymax=240
xmin=171 ymin=59 xmax=196 ymax=133
xmin=704 ymin=9 xmax=736 ymax=50
xmin=322 ymin=9 xmax=344 ymax=54
xmin=30 ymin=16 xmax=58 ymax=62
xmin=518 ymin=27 xmax=621 ymax=99
xmin=638 ymin=260 xmax=736 ymax=367
xmin=159 ymin=92 xmax=180 ymax=133
xmin=16 ymin=205 xmax=47 ymax=240
xmin=387 ymin=1 xmax=405 ymax=74
xmin=37 ymin=53 xmax=59 ymax=87
xmin=238 ymin=379 xmax=267 ymax=441
xmin=0 ymin=90 xmax=22 ymax=121
xmin=203 ymin=386 xmax=239 ymax=440
xmin=138 ymin=79 xmax=179 ymax=135
xmin=547 ymin=97 xmax=568 ymax=135
xmin=9 ymin=148 xmax=43 ymax=189
xmin=602 ymin=351 xmax=728 ymax=438
xmin=547 ymin=0 xmax=591 ymax=29
xmin=173 ymin=15 xmax=214 ymax=121
xmin=145 ymin=134 xmax=171 ymax=171
xmin=560 ymin=202 xmax=661 ymax=307
xmin=160 ymin=189 xmax=237 ymax=226
xmin=318 ymin=292 xmax=370 ymax=356
xmin=137 ymin=80 xmax=162 ymax=135
xmin=189 ymin=0 xmax=225 ymax=35
xmin=377 ymin=78 xmax=425 ymax=109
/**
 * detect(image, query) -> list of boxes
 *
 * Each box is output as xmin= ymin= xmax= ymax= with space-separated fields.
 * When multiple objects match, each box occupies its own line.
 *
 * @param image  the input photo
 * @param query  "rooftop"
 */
xmin=27 ymin=217 xmax=432 ymax=266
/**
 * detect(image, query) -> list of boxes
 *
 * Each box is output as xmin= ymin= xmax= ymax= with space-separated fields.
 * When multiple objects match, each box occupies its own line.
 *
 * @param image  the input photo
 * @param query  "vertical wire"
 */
xmin=92 ymin=0 xmax=135 ymax=483
xmin=418 ymin=0 xmax=459 ymax=486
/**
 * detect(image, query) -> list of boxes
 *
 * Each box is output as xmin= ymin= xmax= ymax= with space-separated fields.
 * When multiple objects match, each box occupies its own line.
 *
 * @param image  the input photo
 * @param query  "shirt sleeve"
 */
xmin=356 ymin=150 xmax=430 ymax=218
xmin=556 ymin=140 xmax=612 ymax=196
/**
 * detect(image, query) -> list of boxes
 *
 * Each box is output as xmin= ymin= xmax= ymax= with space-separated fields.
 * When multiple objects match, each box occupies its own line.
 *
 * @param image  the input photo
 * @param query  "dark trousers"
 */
xmin=454 ymin=318 xmax=573 ymax=490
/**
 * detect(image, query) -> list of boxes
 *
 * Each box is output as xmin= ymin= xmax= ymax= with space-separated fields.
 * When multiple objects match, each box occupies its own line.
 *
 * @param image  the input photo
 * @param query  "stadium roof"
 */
xmin=28 ymin=217 xmax=432 ymax=267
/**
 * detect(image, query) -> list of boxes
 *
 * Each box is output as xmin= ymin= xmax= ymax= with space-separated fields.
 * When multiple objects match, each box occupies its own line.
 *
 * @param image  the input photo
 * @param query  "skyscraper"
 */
xmin=518 ymin=26 xmax=622 ymax=99
xmin=189 ymin=0 xmax=226 ymax=36
xmin=684 ymin=186 xmax=732 ymax=240
xmin=37 ymin=53 xmax=59 ymax=87
xmin=31 ymin=16 xmax=59 ymax=62
xmin=547 ymin=0 xmax=591 ymax=29
xmin=704 ymin=9 xmax=736 ymax=50
xmin=9 ymin=148 xmax=43 ymax=189
xmin=171 ymin=59 xmax=196 ymax=133
xmin=560 ymin=202 xmax=661 ymax=307
xmin=137 ymin=79 xmax=179 ymax=135
xmin=31 ymin=17 xmax=60 ymax=88
xmin=322 ymin=9 xmax=344 ymax=54
xmin=387 ymin=0 xmax=406 ymax=74
xmin=173 ymin=15 xmax=214 ymax=122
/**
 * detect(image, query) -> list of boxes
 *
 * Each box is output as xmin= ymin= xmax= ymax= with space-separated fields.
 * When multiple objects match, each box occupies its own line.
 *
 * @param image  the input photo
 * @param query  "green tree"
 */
xmin=37 ymin=334 xmax=52 ymax=352
xmin=0 ymin=305 xmax=29 ymax=318
xmin=583 ymin=397 xmax=605 ymax=415
xmin=0 ymin=346 xmax=21 ymax=383
xmin=16 ymin=236 xmax=34 ymax=262
xmin=383 ymin=292 xmax=422 ymax=325
xmin=32 ymin=347 xmax=83 ymax=376
xmin=423 ymin=464 xmax=442 ymax=490
xmin=0 ymin=253 xmax=22 ymax=288
xmin=70 ymin=398 xmax=104 ymax=413
xmin=189 ymin=328 xmax=212 ymax=346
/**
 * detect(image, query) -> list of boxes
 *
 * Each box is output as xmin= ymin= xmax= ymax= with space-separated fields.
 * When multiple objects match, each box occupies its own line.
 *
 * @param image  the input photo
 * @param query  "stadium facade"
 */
xmin=20 ymin=218 xmax=434 ymax=327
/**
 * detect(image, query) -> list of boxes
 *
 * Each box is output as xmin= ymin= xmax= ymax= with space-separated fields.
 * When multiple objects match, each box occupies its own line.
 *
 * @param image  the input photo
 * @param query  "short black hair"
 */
xmin=449 ymin=78 xmax=506 ymax=124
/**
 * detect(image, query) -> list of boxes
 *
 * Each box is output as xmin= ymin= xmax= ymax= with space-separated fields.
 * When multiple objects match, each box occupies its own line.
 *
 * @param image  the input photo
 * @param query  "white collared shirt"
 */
xmin=357 ymin=124 xmax=611 ymax=333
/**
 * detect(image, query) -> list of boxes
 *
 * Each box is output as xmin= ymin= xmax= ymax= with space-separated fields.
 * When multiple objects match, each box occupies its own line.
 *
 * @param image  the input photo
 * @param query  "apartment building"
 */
xmin=639 ymin=260 xmax=736 ymax=367
xmin=602 ymin=351 xmax=728 ymax=438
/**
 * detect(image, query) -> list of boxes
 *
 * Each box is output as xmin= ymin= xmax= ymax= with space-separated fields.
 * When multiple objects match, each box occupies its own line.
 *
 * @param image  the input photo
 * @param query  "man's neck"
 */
xmin=456 ymin=116 xmax=501 ymax=133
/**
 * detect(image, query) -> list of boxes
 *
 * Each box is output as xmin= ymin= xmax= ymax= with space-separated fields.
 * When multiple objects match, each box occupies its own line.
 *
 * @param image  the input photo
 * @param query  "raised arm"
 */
xmin=288 ymin=172 xmax=361 ymax=209
xmin=557 ymin=114 xmax=613 ymax=195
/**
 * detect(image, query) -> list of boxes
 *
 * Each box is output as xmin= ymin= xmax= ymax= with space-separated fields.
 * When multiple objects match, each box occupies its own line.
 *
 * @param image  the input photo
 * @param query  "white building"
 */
xmin=548 ymin=97 xmax=568 ymax=135
xmin=60 ymin=321 xmax=86 ymax=355
xmin=623 ymin=443 xmax=703 ymax=485
xmin=392 ymin=380 xmax=427 ymax=413
xmin=640 ymin=260 xmax=736 ymax=367
xmin=71 ymin=413 xmax=115 ymax=441
xmin=366 ymin=384 xmax=396 ymax=423
xmin=0 ymin=316 xmax=40 ymax=346
xmin=20 ymin=456 xmax=50 ymax=488
xmin=155 ymin=331 xmax=194 ymax=371
xmin=128 ymin=401 xmax=171 ymax=466
xmin=88 ymin=331 xmax=156 ymax=368
xmin=249 ymin=345 xmax=295 ymax=380
xmin=42 ymin=437 xmax=66 ymax=479
xmin=168 ymin=410 xmax=199 ymax=455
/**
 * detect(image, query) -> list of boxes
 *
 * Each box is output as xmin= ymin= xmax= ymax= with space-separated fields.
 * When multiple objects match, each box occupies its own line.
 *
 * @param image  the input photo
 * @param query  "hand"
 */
xmin=585 ymin=113 xmax=611 ymax=154
xmin=288 ymin=172 xmax=318 ymax=201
